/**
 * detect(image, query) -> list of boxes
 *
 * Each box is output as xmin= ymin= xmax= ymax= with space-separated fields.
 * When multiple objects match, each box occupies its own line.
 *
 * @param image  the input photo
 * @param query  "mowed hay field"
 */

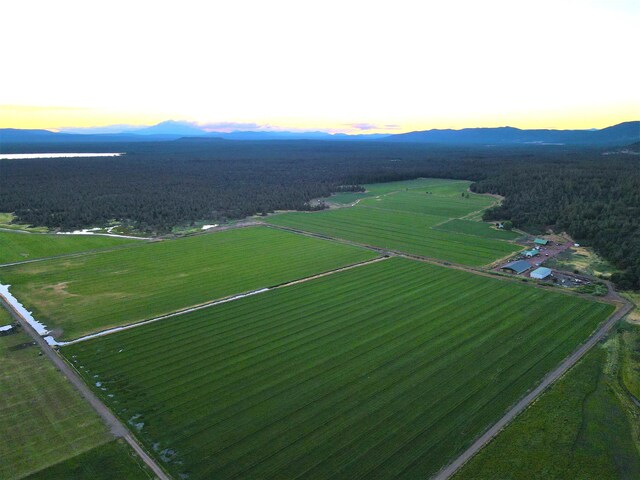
xmin=267 ymin=179 xmax=521 ymax=265
xmin=63 ymin=258 xmax=614 ymax=480
xmin=24 ymin=440 xmax=153 ymax=480
xmin=0 ymin=322 xmax=110 ymax=479
xmin=0 ymin=230 xmax=142 ymax=264
xmin=0 ymin=227 xmax=376 ymax=340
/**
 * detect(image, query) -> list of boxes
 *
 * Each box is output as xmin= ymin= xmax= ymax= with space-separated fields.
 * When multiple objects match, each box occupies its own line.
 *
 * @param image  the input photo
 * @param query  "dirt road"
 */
xmin=432 ymin=298 xmax=634 ymax=480
xmin=0 ymin=296 xmax=172 ymax=480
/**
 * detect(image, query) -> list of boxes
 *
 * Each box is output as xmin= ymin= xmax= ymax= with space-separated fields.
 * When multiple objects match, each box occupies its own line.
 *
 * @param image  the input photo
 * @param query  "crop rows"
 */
xmin=63 ymin=258 xmax=613 ymax=480
xmin=0 ymin=227 xmax=375 ymax=340
xmin=0 ymin=327 xmax=110 ymax=480
xmin=359 ymin=191 xmax=493 ymax=218
xmin=267 ymin=207 xmax=520 ymax=265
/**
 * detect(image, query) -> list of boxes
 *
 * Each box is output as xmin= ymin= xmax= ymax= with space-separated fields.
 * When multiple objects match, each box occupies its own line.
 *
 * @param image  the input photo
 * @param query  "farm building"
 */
xmin=531 ymin=267 xmax=552 ymax=279
xmin=534 ymin=238 xmax=549 ymax=246
xmin=501 ymin=260 xmax=532 ymax=275
xmin=523 ymin=249 xmax=539 ymax=258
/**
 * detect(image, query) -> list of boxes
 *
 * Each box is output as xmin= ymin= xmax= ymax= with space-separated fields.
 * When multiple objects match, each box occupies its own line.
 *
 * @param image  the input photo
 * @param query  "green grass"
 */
xmin=0 ymin=229 xmax=141 ymax=264
xmin=322 ymin=178 xmax=472 ymax=205
xmin=364 ymin=178 xmax=472 ymax=195
xmin=62 ymin=258 xmax=614 ymax=480
xmin=455 ymin=325 xmax=640 ymax=480
xmin=24 ymin=439 xmax=154 ymax=480
xmin=324 ymin=192 xmax=371 ymax=204
xmin=267 ymin=207 xmax=520 ymax=265
xmin=0 ymin=227 xmax=376 ymax=340
xmin=621 ymin=325 xmax=640 ymax=400
xmin=434 ymin=219 xmax=521 ymax=240
xmin=268 ymin=178 xmax=519 ymax=265
xmin=359 ymin=191 xmax=493 ymax=218
xmin=0 ymin=325 xmax=110 ymax=480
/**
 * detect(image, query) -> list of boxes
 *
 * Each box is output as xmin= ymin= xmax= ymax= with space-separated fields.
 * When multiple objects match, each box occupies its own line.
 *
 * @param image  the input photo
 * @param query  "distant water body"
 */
xmin=0 ymin=153 xmax=123 ymax=159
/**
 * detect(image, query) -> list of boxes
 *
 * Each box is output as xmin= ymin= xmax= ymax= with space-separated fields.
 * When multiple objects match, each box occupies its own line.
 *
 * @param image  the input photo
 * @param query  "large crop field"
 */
xmin=0 ymin=230 xmax=142 ymax=265
xmin=267 ymin=178 xmax=521 ymax=265
xmin=0 ymin=227 xmax=376 ymax=340
xmin=0 ymin=322 xmax=110 ymax=479
xmin=63 ymin=258 xmax=614 ymax=480
xmin=455 ymin=324 xmax=640 ymax=480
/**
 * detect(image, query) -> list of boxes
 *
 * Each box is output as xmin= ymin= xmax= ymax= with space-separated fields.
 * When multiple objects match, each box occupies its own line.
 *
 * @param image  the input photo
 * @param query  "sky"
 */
xmin=1 ymin=0 xmax=638 ymax=133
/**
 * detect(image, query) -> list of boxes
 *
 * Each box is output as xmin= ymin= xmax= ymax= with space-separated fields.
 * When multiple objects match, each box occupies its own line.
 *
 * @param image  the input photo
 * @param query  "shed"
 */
xmin=531 ymin=267 xmax=552 ymax=279
xmin=534 ymin=238 xmax=548 ymax=246
xmin=501 ymin=260 xmax=532 ymax=274
xmin=524 ymin=249 xmax=539 ymax=258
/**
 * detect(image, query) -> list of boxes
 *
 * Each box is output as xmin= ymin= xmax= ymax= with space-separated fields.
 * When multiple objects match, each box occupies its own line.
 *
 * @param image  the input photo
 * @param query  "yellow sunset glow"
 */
xmin=1 ymin=0 xmax=638 ymax=133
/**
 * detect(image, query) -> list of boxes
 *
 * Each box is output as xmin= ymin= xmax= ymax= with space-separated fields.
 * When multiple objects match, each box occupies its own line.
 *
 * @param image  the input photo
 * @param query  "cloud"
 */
xmin=347 ymin=122 xmax=379 ymax=131
xmin=345 ymin=123 xmax=402 ymax=131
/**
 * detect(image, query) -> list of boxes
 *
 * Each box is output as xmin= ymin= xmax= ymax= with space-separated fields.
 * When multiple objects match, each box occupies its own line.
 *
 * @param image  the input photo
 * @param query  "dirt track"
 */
xmin=0 ymin=296 xmax=172 ymax=480
xmin=432 ymin=298 xmax=633 ymax=480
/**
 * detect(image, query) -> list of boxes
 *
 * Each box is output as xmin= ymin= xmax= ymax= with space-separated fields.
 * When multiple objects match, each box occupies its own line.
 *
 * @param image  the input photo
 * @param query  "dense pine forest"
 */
xmin=1 ymin=139 xmax=638 ymax=288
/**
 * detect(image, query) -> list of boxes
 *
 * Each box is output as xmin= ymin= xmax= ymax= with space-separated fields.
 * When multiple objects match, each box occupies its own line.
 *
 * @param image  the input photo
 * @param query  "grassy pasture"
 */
xmin=0 ymin=227 xmax=376 ymax=340
xmin=268 ymin=178 xmax=520 ymax=265
xmin=455 ymin=325 xmax=640 ymax=480
xmin=63 ymin=258 xmax=614 ymax=480
xmin=323 ymin=178 xmax=476 ymax=205
xmin=434 ymin=219 xmax=521 ymax=240
xmin=267 ymin=207 xmax=520 ymax=265
xmin=24 ymin=439 xmax=153 ymax=480
xmin=0 ymin=325 xmax=110 ymax=480
xmin=0 ymin=229 xmax=141 ymax=265
xmin=359 ymin=190 xmax=493 ymax=218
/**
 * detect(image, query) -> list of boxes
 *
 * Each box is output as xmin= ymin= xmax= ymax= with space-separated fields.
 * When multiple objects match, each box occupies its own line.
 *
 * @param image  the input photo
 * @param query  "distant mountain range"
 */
xmin=1 ymin=120 xmax=638 ymax=146
xmin=383 ymin=121 xmax=640 ymax=145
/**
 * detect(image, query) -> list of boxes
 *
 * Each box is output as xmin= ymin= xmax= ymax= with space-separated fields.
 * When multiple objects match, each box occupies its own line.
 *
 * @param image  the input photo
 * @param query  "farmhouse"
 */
xmin=501 ymin=260 xmax=532 ymax=275
xmin=523 ymin=249 xmax=539 ymax=258
xmin=534 ymin=238 xmax=549 ymax=246
xmin=531 ymin=267 xmax=552 ymax=279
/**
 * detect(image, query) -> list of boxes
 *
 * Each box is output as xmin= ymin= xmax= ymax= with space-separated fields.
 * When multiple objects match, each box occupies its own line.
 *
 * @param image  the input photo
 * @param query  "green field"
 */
xmin=0 ymin=322 xmax=110 ymax=480
xmin=63 ymin=258 xmax=614 ymax=480
xmin=268 ymin=178 xmax=521 ymax=265
xmin=434 ymin=219 xmax=521 ymax=240
xmin=455 ymin=324 xmax=640 ymax=480
xmin=267 ymin=207 xmax=519 ymax=265
xmin=0 ymin=229 xmax=141 ymax=265
xmin=25 ymin=440 xmax=153 ymax=480
xmin=0 ymin=227 xmax=376 ymax=340
xmin=323 ymin=179 xmax=478 ymax=205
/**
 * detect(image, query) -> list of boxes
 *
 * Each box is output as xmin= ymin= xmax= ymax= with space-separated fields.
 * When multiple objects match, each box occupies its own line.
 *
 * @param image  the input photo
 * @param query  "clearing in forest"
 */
xmin=268 ymin=178 xmax=521 ymax=265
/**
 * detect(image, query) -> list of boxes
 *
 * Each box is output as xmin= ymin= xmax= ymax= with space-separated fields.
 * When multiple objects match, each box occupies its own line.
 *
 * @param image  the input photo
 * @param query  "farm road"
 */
xmin=51 ymin=255 xmax=388 ymax=346
xmin=0 ymin=296 xmax=172 ymax=480
xmin=432 ymin=298 xmax=634 ymax=480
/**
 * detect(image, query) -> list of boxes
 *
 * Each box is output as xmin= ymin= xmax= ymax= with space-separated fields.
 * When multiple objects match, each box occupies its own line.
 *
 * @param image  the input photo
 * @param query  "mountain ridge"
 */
xmin=1 ymin=121 xmax=638 ymax=146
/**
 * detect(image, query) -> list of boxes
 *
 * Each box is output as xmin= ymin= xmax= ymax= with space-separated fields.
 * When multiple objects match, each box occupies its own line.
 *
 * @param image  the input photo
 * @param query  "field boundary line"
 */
xmin=431 ymin=298 xmax=634 ymax=480
xmin=0 ymin=296 xmax=172 ymax=480
xmin=56 ymin=255 xmax=386 ymax=346
xmin=0 ymin=240 xmax=156 ymax=268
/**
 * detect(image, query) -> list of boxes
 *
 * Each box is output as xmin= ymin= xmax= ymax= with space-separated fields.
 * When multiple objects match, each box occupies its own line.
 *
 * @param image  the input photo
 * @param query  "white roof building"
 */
xmin=531 ymin=267 xmax=552 ymax=279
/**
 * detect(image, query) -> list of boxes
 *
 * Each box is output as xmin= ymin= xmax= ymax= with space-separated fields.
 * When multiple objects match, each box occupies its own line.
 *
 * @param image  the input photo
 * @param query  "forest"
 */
xmin=1 ymin=139 xmax=638 ymax=289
